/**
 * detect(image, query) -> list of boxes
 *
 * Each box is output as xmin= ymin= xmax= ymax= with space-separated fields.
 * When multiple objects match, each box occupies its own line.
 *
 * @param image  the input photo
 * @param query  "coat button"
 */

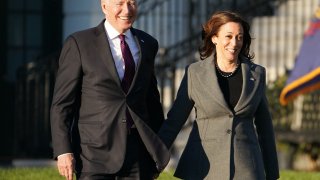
xmin=122 ymin=119 xmax=126 ymax=123
xmin=226 ymin=129 xmax=232 ymax=134
xmin=155 ymin=161 xmax=162 ymax=171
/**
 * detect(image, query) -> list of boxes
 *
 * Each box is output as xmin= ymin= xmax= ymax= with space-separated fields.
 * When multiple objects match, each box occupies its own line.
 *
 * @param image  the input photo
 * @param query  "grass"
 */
xmin=0 ymin=167 xmax=63 ymax=180
xmin=0 ymin=167 xmax=319 ymax=179
xmin=280 ymin=170 xmax=320 ymax=180
xmin=0 ymin=167 xmax=178 ymax=180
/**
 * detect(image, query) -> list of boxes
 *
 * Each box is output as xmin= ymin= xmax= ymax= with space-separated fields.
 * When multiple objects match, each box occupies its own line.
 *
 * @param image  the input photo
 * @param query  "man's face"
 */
xmin=101 ymin=0 xmax=137 ymax=33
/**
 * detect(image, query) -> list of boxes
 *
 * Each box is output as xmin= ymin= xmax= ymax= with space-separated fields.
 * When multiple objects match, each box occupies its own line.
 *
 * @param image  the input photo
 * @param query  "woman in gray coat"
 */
xmin=158 ymin=11 xmax=279 ymax=180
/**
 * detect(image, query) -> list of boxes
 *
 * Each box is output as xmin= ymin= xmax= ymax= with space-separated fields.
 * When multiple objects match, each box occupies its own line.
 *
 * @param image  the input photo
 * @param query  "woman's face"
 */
xmin=212 ymin=22 xmax=243 ymax=62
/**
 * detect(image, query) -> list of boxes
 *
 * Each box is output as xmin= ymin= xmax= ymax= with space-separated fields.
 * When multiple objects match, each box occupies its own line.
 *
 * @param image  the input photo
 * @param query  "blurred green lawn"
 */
xmin=0 ymin=167 xmax=320 ymax=179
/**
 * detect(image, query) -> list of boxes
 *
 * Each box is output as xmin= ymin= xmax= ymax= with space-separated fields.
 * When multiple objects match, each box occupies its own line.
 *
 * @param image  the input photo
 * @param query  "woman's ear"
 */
xmin=211 ymin=36 xmax=217 ymax=45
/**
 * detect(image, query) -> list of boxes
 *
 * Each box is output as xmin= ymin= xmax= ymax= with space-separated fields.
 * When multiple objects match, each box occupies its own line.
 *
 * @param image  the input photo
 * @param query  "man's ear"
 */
xmin=101 ymin=0 xmax=108 ymax=15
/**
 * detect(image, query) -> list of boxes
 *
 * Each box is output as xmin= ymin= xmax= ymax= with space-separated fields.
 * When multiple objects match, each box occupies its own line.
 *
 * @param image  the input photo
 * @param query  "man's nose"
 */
xmin=123 ymin=3 xmax=132 ymax=13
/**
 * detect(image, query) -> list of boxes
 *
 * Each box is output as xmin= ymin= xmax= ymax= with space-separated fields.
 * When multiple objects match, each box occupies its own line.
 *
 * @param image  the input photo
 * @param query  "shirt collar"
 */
xmin=104 ymin=20 xmax=134 ymax=40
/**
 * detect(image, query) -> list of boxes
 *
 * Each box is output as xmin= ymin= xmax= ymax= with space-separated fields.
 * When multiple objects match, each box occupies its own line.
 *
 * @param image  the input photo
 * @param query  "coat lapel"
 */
xmin=234 ymin=59 xmax=261 ymax=113
xmin=195 ymin=57 xmax=261 ymax=114
xmin=94 ymin=21 xmax=122 ymax=88
xmin=128 ymin=28 xmax=143 ymax=93
xmin=93 ymin=24 xmax=146 ymax=93
xmin=196 ymin=58 xmax=230 ymax=110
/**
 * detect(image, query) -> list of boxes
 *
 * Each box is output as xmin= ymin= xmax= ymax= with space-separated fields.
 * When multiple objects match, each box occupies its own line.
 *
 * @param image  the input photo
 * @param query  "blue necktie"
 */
xmin=119 ymin=34 xmax=135 ymax=128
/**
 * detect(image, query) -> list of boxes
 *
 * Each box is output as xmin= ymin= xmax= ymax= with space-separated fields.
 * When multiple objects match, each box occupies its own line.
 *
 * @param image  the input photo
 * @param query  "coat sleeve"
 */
xmin=50 ymin=36 xmax=82 ymax=159
xmin=145 ymin=38 xmax=165 ymax=133
xmin=254 ymin=68 xmax=280 ymax=180
xmin=147 ymin=73 xmax=165 ymax=132
xmin=158 ymin=67 xmax=195 ymax=149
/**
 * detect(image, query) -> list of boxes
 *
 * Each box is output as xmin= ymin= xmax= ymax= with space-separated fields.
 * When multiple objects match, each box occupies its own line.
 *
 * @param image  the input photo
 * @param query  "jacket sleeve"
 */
xmin=50 ymin=36 xmax=82 ymax=159
xmin=145 ymin=37 xmax=165 ymax=133
xmin=158 ymin=67 xmax=195 ymax=149
xmin=147 ymin=73 xmax=165 ymax=132
xmin=254 ymin=68 xmax=280 ymax=180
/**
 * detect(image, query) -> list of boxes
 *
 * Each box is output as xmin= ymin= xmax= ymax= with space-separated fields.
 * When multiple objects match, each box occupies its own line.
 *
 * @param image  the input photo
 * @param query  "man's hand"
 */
xmin=57 ymin=153 xmax=75 ymax=180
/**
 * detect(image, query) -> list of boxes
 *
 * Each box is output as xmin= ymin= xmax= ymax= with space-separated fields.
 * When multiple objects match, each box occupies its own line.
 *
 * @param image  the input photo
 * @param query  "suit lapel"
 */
xmin=93 ymin=24 xmax=147 ymax=93
xmin=196 ymin=58 xmax=230 ymax=110
xmin=94 ymin=21 xmax=122 ymax=88
xmin=196 ymin=58 xmax=261 ymax=113
xmin=234 ymin=59 xmax=261 ymax=113
xmin=128 ymin=28 xmax=143 ymax=93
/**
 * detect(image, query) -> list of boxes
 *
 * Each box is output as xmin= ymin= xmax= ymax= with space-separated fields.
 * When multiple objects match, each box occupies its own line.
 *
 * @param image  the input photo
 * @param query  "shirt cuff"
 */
xmin=57 ymin=153 xmax=74 ymax=159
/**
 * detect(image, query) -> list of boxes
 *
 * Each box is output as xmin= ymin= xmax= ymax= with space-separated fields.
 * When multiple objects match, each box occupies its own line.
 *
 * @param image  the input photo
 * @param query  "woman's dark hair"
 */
xmin=199 ymin=11 xmax=254 ymax=60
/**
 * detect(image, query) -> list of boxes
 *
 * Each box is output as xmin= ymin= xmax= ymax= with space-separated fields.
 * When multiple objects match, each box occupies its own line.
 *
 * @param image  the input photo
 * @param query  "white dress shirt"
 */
xmin=104 ymin=20 xmax=140 ymax=80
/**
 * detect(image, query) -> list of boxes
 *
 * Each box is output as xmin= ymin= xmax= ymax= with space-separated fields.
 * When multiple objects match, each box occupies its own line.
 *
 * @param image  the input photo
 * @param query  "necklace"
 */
xmin=215 ymin=61 xmax=240 ymax=78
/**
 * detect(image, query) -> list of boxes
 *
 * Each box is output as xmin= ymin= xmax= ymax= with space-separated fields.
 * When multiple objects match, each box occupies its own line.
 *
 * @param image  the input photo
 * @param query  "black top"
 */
xmin=216 ymin=63 xmax=243 ymax=110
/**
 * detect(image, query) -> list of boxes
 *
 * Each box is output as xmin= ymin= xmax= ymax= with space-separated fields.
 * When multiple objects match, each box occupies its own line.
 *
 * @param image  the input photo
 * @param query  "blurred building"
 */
xmin=1 ymin=0 xmax=62 ymax=160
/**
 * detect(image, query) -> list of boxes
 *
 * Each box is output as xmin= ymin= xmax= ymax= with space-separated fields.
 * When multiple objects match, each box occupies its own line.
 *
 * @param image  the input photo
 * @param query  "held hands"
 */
xmin=57 ymin=153 xmax=75 ymax=180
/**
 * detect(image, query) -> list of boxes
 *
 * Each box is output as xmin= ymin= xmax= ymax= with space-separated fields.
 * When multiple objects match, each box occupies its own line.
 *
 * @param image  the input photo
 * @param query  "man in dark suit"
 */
xmin=50 ymin=0 xmax=170 ymax=179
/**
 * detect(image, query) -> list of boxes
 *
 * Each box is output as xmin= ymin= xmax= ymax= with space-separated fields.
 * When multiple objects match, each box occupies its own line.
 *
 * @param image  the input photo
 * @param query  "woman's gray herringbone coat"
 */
xmin=158 ymin=57 xmax=279 ymax=180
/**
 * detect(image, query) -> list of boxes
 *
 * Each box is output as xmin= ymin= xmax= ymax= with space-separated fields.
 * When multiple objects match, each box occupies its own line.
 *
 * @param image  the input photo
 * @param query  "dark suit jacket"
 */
xmin=50 ymin=20 xmax=170 ymax=174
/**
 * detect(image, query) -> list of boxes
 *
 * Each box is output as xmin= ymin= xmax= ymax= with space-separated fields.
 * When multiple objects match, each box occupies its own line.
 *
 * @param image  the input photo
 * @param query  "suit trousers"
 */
xmin=76 ymin=129 xmax=157 ymax=180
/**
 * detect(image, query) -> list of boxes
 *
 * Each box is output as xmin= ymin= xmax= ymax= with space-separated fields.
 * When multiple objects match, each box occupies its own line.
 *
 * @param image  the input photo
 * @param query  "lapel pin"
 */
xmin=250 ymin=77 xmax=255 ymax=81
